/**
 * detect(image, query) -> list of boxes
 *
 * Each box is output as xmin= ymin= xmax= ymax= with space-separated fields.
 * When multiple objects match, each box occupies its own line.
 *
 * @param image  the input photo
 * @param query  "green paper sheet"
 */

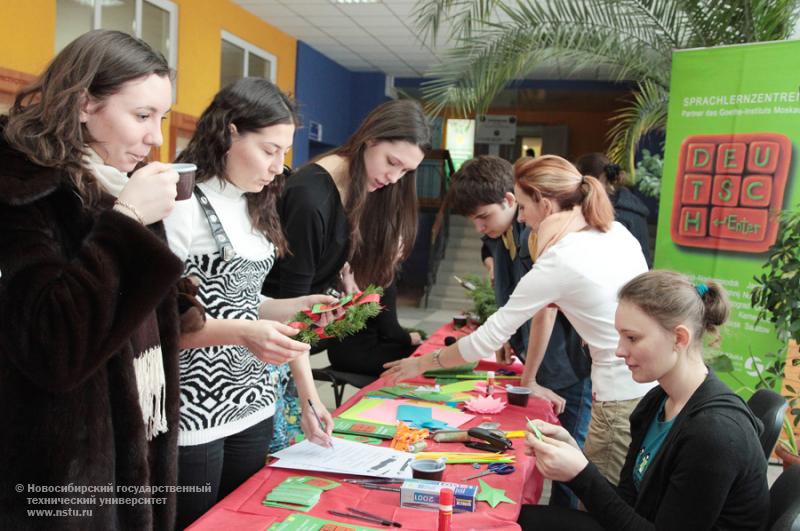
xmin=424 ymin=371 xmax=517 ymax=380
xmin=367 ymin=385 xmax=463 ymax=403
xmin=338 ymin=398 xmax=390 ymax=424
xmin=476 ymin=478 xmax=516 ymax=508
xmin=423 ymin=361 xmax=479 ymax=375
xmin=440 ymin=380 xmax=480 ymax=393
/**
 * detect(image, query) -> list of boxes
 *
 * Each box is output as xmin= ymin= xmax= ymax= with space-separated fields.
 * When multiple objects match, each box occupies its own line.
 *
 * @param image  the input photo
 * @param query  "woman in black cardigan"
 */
xmin=0 ymin=31 xmax=184 ymax=530
xmin=520 ymin=270 xmax=769 ymax=530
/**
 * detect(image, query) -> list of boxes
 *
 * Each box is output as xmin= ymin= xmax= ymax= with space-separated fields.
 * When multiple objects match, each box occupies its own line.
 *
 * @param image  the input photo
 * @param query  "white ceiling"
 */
xmin=235 ymin=0 xmax=623 ymax=80
xmin=236 ymin=0 xmax=436 ymax=77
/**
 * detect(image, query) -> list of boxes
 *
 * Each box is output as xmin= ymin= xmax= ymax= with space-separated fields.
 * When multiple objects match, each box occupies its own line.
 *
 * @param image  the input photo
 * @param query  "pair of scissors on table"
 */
xmin=464 ymin=462 xmax=516 ymax=480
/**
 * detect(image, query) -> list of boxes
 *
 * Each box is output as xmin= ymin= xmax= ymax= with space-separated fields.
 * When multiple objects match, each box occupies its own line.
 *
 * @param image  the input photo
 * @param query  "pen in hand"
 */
xmin=307 ymin=399 xmax=334 ymax=449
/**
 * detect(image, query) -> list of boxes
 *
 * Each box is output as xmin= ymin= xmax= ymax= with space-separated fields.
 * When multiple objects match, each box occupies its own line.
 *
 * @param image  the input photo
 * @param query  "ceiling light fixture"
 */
xmin=331 ymin=0 xmax=380 ymax=4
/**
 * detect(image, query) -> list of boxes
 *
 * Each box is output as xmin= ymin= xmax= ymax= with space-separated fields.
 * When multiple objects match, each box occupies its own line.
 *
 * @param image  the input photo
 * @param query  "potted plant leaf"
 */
xmin=751 ymin=206 xmax=800 ymax=467
xmin=461 ymin=274 xmax=497 ymax=325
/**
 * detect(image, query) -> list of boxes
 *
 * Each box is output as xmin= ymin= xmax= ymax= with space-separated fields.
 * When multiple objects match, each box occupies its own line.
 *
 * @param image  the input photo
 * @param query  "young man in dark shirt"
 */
xmin=447 ymin=155 xmax=592 ymax=508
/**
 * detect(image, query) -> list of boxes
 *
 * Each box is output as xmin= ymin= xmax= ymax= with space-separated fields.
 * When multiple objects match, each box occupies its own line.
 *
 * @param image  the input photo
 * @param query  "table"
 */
xmin=188 ymin=323 xmax=558 ymax=530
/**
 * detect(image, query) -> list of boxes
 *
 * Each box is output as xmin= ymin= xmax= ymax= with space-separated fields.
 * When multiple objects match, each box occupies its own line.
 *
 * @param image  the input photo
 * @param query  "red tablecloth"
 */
xmin=188 ymin=323 xmax=558 ymax=531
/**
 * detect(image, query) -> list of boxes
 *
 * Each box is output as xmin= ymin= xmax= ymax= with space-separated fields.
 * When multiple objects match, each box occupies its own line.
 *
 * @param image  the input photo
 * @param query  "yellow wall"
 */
xmin=0 ymin=0 xmax=297 ymax=160
xmin=172 ymin=0 xmax=297 ymax=116
xmin=0 ymin=1 xmax=56 ymax=75
xmin=171 ymin=0 xmax=297 ymax=163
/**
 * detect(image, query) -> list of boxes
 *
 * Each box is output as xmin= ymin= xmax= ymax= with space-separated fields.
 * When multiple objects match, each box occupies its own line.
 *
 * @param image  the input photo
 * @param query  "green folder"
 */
xmin=262 ymin=476 xmax=340 ymax=512
xmin=331 ymin=417 xmax=397 ymax=439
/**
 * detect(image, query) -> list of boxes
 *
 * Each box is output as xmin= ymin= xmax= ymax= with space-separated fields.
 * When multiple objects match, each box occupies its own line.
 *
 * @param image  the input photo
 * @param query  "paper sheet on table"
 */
xmin=269 ymin=437 xmax=414 ymax=479
xmin=440 ymin=380 xmax=480 ymax=393
xmin=338 ymin=397 xmax=474 ymax=428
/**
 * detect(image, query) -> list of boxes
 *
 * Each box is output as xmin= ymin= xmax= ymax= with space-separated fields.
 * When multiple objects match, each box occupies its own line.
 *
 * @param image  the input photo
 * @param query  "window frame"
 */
xmin=220 ymin=30 xmax=278 ymax=83
xmin=78 ymin=0 xmax=178 ymax=69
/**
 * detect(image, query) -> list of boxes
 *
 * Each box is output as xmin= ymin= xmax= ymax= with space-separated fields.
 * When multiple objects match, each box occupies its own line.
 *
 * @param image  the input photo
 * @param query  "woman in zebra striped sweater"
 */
xmin=163 ymin=78 xmax=336 ymax=530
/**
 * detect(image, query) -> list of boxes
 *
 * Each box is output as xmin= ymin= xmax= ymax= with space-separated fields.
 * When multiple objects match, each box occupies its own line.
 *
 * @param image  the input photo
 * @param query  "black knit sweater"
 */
xmin=263 ymin=163 xmax=349 ymax=298
xmin=568 ymin=371 xmax=769 ymax=530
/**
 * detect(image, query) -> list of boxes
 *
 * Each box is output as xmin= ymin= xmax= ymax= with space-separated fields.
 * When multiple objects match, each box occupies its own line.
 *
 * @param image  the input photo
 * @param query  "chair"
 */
xmin=768 ymin=464 xmax=800 ymax=530
xmin=748 ymin=389 xmax=789 ymax=458
xmin=312 ymin=366 xmax=376 ymax=408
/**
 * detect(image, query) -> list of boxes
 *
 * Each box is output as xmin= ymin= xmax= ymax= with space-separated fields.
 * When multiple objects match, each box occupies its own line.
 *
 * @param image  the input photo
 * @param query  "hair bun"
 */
xmin=604 ymin=163 xmax=621 ymax=183
xmin=700 ymin=282 xmax=729 ymax=332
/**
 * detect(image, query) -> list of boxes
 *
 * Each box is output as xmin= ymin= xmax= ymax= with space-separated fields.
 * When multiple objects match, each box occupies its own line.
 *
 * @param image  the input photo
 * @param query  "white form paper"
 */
xmin=269 ymin=437 xmax=414 ymax=479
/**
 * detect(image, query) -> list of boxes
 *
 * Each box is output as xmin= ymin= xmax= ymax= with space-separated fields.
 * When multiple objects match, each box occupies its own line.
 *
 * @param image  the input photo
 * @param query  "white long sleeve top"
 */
xmin=458 ymin=222 xmax=656 ymax=401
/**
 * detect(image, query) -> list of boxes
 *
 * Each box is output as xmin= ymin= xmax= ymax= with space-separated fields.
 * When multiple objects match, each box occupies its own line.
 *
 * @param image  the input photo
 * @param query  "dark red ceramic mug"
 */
xmin=171 ymin=163 xmax=197 ymax=200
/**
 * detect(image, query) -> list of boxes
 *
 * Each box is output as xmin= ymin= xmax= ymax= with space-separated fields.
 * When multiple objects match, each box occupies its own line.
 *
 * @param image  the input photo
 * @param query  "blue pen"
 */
xmin=307 ymin=399 xmax=334 ymax=449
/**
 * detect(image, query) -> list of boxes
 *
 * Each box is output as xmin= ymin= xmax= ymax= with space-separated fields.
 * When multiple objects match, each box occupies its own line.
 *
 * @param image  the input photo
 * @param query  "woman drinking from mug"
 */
xmin=0 ymin=30 xmax=183 ymax=530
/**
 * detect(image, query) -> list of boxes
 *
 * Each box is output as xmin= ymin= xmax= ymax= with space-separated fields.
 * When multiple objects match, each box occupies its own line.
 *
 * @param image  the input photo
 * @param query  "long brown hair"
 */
xmin=514 ymin=155 xmax=615 ymax=231
xmin=176 ymin=78 xmax=297 ymax=256
xmin=331 ymin=99 xmax=431 ymax=286
xmin=4 ymin=30 xmax=171 ymax=205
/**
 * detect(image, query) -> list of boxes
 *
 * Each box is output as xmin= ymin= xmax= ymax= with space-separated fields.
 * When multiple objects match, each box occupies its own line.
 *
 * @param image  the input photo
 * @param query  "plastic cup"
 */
xmin=505 ymin=385 xmax=531 ymax=406
xmin=171 ymin=163 xmax=197 ymax=200
xmin=411 ymin=458 xmax=446 ymax=481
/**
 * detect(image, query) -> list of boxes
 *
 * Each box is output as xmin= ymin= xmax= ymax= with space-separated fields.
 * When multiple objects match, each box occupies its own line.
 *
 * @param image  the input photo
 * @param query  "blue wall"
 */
xmin=292 ymin=42 xmax=390 ymax=166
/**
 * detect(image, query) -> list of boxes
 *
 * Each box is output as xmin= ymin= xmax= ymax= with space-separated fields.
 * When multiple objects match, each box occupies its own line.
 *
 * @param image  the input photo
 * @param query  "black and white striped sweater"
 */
xmin=164 ymin=177 xmax=280 ymax=446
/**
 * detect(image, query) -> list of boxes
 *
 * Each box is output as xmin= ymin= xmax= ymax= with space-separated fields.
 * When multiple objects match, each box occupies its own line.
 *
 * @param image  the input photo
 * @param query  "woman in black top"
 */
xmin=263 ymin=99 xmax=431 ymax=449
xmin=263 ymin=162 xmax=350 ymax=297
xmin=264 ymin=99 xmax=431 ymax=298
xmin=519 ymin=270 xmax=769 ymax=530
xmin=575 ymin=152 xmax=652 ymax=267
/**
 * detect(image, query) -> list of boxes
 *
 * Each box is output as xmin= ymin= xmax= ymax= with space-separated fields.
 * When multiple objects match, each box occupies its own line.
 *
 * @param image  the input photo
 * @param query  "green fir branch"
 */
xmin=289 ymin=285 xmax=385 ymax=346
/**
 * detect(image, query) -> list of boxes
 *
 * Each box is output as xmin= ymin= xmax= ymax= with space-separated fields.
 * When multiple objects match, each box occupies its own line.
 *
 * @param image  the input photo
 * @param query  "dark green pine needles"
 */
xmin=291 ymin=285 xmax=384 ymax=345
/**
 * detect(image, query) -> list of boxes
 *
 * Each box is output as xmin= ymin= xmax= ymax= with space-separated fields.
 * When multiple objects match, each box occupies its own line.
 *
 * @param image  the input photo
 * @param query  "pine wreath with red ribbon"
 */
xmin=288 ymin=285 xmax=384 ymax=345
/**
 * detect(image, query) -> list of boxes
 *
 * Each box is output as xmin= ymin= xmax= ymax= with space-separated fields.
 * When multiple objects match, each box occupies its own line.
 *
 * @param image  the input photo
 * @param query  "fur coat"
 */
xmin=0 ymin=122 xmax=184 ymax=530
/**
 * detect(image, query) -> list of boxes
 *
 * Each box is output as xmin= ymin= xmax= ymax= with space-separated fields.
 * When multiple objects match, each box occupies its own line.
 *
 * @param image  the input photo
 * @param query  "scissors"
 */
xmin=464 ymin=463 xmax=516 ymax=480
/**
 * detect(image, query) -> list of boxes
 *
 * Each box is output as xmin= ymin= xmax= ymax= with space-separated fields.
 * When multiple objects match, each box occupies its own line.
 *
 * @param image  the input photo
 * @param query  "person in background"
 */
xmin=263 ymin=99 xmax=431 ymax=450
xmin=0 ymin=30 xmax=184 ymax=529
xmin=383 ymin=155 xmax=655 ymax=488
xmin=519 ymin=271 xmax=769 ymax=531
xmin=163 ymin=78 xmax=336 ymax=529
xmin=575 ymin=152 xmax=651 ymax=267
xmin=446 ymin=155 xmax=591 ymax=508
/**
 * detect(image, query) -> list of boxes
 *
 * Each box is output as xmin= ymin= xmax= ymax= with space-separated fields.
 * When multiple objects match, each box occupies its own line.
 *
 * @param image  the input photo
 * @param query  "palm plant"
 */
xmin=414 ymin=0 xmax=799 ymax=174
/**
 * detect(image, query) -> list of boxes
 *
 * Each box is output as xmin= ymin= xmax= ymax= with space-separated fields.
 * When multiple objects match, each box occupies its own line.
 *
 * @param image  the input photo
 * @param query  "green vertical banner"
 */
xmin=654 ymin=40 xmax=800 ymax=395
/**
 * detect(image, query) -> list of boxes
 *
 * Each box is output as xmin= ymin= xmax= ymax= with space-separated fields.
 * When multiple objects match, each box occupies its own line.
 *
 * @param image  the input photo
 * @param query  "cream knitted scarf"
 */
xmin=85 ymin=149 xmax=168 ymax=441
